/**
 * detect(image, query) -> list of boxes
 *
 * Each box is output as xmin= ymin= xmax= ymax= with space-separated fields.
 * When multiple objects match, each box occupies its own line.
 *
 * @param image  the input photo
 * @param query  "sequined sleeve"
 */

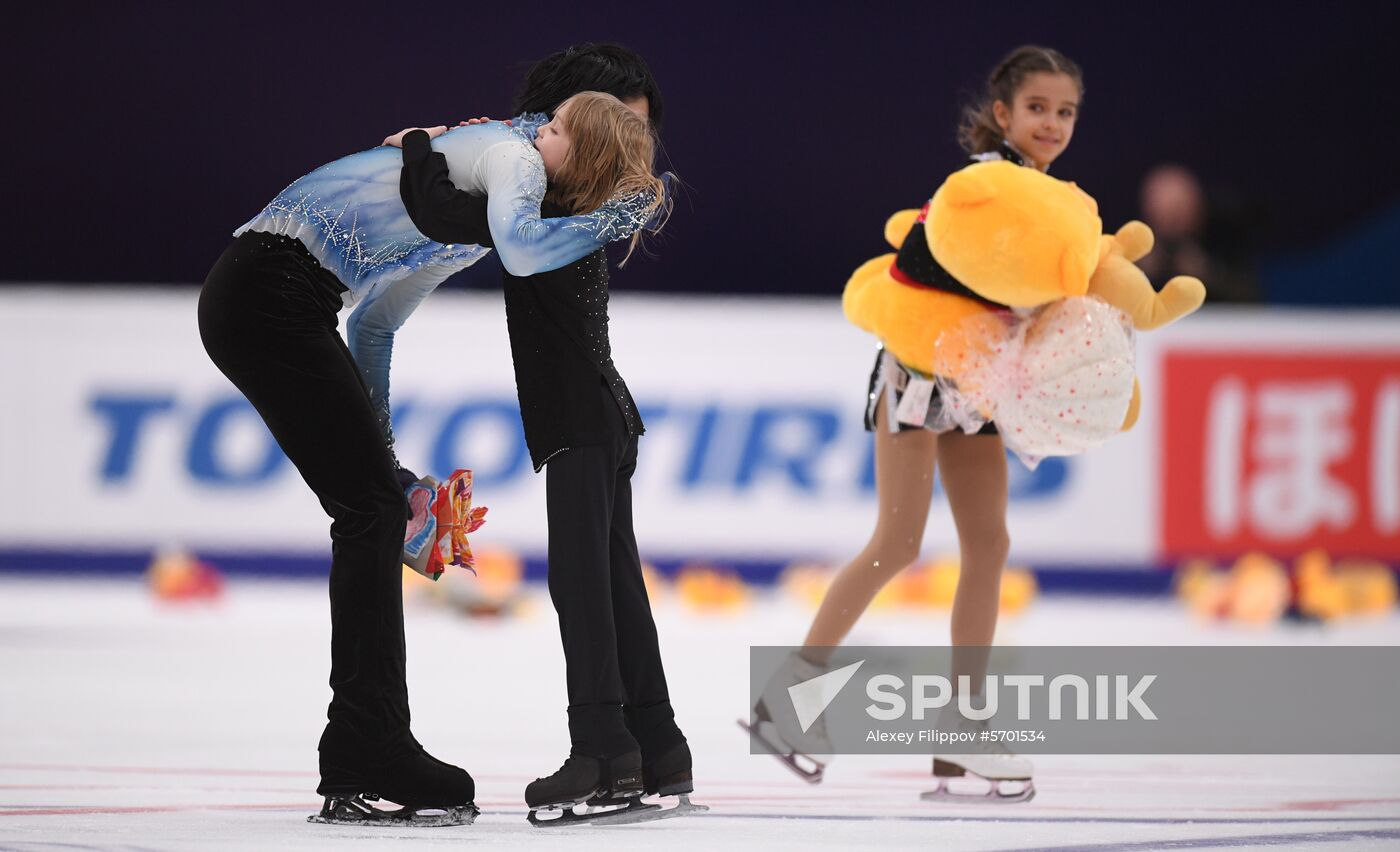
xmin=476 ymin=141 xmax=653 ymax=277
xmin=345 ymin=265 xmax=458 ymax=453
xmin=511 ymin=112 xmax=549 ymax=140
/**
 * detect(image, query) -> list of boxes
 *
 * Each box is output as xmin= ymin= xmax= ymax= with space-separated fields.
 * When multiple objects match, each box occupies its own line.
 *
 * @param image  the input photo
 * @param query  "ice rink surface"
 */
xmin=2 ymin=575 xmax=1399 ymax=851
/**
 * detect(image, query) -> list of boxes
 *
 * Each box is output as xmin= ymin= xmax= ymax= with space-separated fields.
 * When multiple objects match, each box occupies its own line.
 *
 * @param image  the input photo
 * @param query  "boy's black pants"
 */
xmin=545 ymin=382 xmax=683 ymax=759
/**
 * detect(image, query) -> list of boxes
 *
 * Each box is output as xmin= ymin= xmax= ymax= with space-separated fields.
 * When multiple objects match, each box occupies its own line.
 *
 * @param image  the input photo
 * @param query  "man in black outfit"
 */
xmin=200 ymin=229 xmax=474 ymax=828
xmin=397 ymin=44 xmax=693 ymax=824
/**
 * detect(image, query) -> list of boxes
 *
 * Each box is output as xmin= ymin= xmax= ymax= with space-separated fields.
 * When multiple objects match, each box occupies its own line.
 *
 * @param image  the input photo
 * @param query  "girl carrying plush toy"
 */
xmin=744 ymin=45 xmax=1086 ymax=803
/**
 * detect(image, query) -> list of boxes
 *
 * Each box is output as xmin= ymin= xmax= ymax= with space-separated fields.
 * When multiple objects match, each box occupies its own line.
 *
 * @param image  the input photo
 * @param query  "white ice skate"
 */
xmin=922 ymin=710 xmax=1035 ymax=804
xmin=738 ymin=653 xmax=837 ymax=783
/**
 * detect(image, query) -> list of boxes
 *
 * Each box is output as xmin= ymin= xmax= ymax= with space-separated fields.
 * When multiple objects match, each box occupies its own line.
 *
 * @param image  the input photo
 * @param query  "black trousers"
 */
xmin=198 ymin=232 xmax=410 ymax=742
xmin=545 ymin=382 xmax=683 ymax=759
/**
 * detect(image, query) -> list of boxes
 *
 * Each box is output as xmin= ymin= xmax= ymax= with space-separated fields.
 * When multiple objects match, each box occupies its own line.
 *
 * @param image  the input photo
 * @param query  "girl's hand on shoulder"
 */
xmin=455 ymin=117 xmax=513 ymax=127
xmin=382 ymin=126 xmax=448 ymax=148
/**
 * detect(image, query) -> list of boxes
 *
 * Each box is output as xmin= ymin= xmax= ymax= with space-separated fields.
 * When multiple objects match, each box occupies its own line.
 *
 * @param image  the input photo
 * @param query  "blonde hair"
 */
xmin=545 ymin=91 xmax=668 ymax=264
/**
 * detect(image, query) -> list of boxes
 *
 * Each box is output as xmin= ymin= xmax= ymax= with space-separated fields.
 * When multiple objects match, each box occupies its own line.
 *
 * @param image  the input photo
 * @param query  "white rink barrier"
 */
xmin=1 ymin=289 xmax=1397 ymax=574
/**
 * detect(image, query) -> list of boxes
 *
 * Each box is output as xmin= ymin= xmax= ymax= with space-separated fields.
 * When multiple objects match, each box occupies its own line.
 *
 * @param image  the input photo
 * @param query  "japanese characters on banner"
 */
xmin=1162 ymin=350 xmax=1400 ymax=560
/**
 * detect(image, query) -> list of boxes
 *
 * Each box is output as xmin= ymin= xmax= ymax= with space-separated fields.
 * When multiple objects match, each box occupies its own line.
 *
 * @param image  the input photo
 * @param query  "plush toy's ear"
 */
xmin=1115 ymin=221 xmax=1154 ymax=263
xmin=939 ymin=166 xmax=998 ymax=209
xmin=842 ymin=254 xmax=897 ymax=334
xmin=884 ymin=209 xmax=922 ymax=249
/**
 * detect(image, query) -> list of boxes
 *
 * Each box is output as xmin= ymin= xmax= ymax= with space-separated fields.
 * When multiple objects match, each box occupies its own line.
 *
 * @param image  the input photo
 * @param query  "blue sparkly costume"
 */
xmin=236 ymin=115 xmax=652 ymax=448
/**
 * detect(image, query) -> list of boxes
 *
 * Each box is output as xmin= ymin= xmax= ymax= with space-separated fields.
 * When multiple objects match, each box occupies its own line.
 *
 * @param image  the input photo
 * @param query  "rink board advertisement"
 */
xmin=1162 ymin=351 xmax=1400 ymax=560
xmin=1 ymin=290 xmax=1397 ymax=576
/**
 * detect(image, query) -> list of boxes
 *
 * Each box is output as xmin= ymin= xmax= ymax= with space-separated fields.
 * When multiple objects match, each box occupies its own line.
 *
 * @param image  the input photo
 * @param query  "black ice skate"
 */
xmin=526 ymin=751 xmax=652 ymax=827
xmin=309 ymin=725 xmax=478 ymax=826
xmin=307 ymin=792 xmax=479 ymax=827
xmin=584 ymin=740 xmax=709 ymax=824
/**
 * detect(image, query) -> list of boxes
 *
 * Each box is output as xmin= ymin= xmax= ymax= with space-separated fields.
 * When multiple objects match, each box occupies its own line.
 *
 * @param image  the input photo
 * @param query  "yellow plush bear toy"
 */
xmin=843 ymin=159 xmax=1205 ymax=431
xmin=843 ymin=161 xmax=1100 ymax=378
xmin=925 ymin=160 xmax=1101 ymax=307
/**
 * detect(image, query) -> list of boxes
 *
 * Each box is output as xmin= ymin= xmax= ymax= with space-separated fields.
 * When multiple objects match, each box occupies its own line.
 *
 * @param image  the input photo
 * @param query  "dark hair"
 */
xmin=958 ymin=45 xmax=1084 ymax=155
xmin=513 ymin=42 xmax=665 ymax=131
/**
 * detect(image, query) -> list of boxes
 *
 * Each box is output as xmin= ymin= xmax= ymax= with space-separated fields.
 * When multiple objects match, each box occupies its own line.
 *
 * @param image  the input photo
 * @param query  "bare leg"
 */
xmin=801 ymin=395 xmax=939 ymax=663
xmin=937 ymin=431 xmax=1010 ymax=692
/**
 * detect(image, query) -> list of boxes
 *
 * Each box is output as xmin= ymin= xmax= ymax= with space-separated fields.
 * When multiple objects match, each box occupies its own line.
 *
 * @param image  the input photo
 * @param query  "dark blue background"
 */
xmin=9 ymin=1 xmax=1398 ymax=301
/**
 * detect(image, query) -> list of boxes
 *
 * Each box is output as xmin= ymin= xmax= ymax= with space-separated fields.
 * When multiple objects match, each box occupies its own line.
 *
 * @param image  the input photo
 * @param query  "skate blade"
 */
xmin=307 ymin=795 xmax=480 ymax=826
xmin=527 ymin=796 xmax=654 ymax=828
xmin=920 ymin=777 xmax=1036 ymax=805
xmin=594 ymin=794 xmax=710 ymax=826
xmin=736 ymin=718 xmax=824 ymax=784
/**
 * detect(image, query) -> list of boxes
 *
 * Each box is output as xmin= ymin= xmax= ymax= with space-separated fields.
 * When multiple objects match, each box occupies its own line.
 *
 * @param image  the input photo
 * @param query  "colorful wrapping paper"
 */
xmin=403 ymin=469 xmax=488 ymax=581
